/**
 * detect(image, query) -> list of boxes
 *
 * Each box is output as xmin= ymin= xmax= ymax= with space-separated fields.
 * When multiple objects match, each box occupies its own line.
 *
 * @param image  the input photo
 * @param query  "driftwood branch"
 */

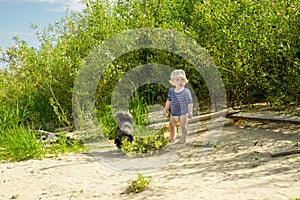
xmin=149 ymin=109 xmax=238 ymax=129
xmin=34 ymin=130 xmax=83 ymax=144
xmin=35 ymin=130 xmax=58 ymax=139
xmin=226 ymin=112 xmax=300 ymax=125
xmin=271 ymin=148 xmax=300 ymax=157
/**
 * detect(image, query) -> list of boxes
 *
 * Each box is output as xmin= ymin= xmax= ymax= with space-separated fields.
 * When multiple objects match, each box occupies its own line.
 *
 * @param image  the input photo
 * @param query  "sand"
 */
xmin=1 ymin=119 xmax=300 ymax=200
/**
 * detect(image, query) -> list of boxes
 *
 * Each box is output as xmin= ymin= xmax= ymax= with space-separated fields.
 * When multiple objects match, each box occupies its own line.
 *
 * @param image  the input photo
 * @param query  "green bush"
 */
xmin=121 ymin=127 xmax=169 ymax=157
xmin=1 ymin=0 xmax=299 ymax=142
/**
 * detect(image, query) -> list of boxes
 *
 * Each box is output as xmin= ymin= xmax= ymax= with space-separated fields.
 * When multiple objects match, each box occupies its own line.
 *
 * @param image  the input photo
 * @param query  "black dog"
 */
xmin=114 ymin=111 xmax=134 ymax=148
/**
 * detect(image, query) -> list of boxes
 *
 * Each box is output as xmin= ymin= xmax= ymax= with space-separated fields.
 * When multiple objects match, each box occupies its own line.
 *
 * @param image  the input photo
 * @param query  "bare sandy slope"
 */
xmin=1 ymin=120 xmax=300 ymax=200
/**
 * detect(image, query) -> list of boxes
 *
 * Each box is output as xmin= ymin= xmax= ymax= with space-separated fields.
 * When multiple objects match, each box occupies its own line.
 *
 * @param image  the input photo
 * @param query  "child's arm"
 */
xmin=188 ymin=103 xmax=193 ymax=119
xmin=163 ymin=100 xmax=171 ymax=119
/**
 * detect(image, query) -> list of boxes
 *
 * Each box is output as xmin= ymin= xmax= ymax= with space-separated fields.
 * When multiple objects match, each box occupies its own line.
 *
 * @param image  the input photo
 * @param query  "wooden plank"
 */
xmin=149 ymin=109 xmax=238 ymax=129
xmin=271 ymin=148 xmax=300 ymax=157
xmin=226 ymin=112 xmax=300 ymax=125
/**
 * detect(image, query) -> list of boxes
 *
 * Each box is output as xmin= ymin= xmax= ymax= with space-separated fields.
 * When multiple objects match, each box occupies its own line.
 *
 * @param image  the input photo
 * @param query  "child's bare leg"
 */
xmin=177 ymin=115 xmax=188 ymax=144
xmin=169 ymin=116 xmax=177 ymax=141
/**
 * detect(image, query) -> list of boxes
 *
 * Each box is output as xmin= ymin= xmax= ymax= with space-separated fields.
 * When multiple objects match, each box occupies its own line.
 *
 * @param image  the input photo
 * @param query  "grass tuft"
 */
xmin=0 ymin=126 xmax=44 ymax=162
xmin=122 ymin=173 xmax=152 ymax=194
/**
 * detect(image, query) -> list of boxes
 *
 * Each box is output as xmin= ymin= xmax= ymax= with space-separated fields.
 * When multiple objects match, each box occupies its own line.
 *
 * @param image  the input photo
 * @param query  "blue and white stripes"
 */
xmin=167 ymin=88 xmax=193 ymax=116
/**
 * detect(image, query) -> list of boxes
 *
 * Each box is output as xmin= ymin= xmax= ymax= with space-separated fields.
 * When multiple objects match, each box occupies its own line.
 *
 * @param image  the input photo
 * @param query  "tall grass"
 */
xmin=0 ymin=127 xmax=44 ymax=161
xmin=0 ymin=105 xmax=44 ymax=161
xmin=0 ymin=105 xmax=85 ymax=162
xmin=0 ymin=104 xmax=29 ymax=130
xmin=98 ymin=88 xmax=151 ymax=140
xmin=130 ymin=89 xmax=149 ymax=126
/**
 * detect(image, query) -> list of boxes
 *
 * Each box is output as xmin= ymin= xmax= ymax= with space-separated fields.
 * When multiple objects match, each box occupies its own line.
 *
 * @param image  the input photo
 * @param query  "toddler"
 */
xmin=163 ymin=69 xmax=193 ymax=144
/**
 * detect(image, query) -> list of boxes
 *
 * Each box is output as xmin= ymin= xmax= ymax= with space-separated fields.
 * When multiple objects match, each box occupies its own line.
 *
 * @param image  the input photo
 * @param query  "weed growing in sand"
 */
xmin=0 ymin=126 xmax=45 ymax=161
xmin=121 ymin=127 xmax=169 ymax=157
xmin=122 ymin=173 xmax=152 ymax=194
xmin=0 ymin=107 xmax=36 ymax=161
xmin=0 ymin=106 xmax=44 ymax=161
xmin=69 ymin=189 xmax=83 ymax=200
xmin=0 ymin=106 xmax=85 ymax=162
xmin=201 ymin=142 xmax=219 ymax=149
xmin=0 ymin=126 xmax=85 ymax=162
xmin=45 ymin=134 xmax=85 ymax=156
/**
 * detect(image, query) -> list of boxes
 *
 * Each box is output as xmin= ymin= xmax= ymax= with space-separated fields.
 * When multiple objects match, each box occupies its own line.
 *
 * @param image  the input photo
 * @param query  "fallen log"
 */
xmin=226 ymin=112 xmax=300 ymax=125
xmin=35 ymin=130 xmax=83 ymax=145
xmin=149 ymin=109 xmax=239 ymax=129
xmin=271 ymin=147 xmax=300 ymax=157
xmin=34 ymin=130 xmax=59 ymax=142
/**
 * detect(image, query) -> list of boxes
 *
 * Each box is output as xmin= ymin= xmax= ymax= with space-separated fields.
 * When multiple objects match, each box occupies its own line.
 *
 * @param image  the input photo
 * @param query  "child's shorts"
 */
xmin=171 ymin=115 xmax=181 ymax=125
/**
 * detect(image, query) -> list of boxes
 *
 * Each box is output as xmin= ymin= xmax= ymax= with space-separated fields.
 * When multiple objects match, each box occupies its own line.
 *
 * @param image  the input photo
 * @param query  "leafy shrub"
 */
xmin=121 ymin=127 xmax=169 ymax=157
xmin=45 ymin=134 xmax=85 ymax=155
xmin=1 ymin=0 xmax=299 ymax=144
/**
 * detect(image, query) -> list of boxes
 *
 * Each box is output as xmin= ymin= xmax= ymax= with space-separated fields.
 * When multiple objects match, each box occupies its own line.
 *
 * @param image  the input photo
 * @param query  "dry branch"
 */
xmin=226 ymin=112 xmax=300 ymax=125
xmin=149 ymin=109 xmax=239 ymax=129
xmin=271 ymin=148 xmax=300 ymax=157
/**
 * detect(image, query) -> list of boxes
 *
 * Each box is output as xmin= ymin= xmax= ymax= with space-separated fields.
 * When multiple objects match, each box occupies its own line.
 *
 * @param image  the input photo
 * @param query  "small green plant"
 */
xmin=121 ymin=127 xmax=169 ymax=156
xmin=201 ymin=142 xmax=219 ymax=148
xmin=69 ymin=189 xmax=83 ymax=200
xmin=123 ymin=173 xmax=152 ymax=194
xmin=44 ymin=134 xmax=85 ymax=156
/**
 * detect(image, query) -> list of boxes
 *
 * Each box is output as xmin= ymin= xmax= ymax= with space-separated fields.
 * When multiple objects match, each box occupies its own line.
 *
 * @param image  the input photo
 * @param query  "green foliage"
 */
xmin=49 ymin=96 xmax=71 ymax=128
xmin=0 ymin=126 xmax=85 ymax=162
xmin=121 ymin=127 xmax=169 ymax=157
xmin=0 ymin=104 xmax=29 ymax=130
xmin=129 ymin=89 xmax=149 ymax=126
xmin=97 ymin=105 xmax=116 ymax=140
xmin=45 ymin=134 xmax=85 ymax=155
xmin=0 ymin=127 xmax=85 ymax=162
xmin=125 ymin=173 xmax=152 ymax=194
xmin=0 ymin=0 xmax=299 ymax=151
xmin=0 ymin=127 xmax=44 ymax=162
xmin=98 ymin=88 xmax=153 ymax=140
xmin=0 ymin=105 xmax=84 ymax=162
xmin=190 ymin=0 xmax=300 ymax=107
xmin=0 ymin=105 xmax=42 ymax=161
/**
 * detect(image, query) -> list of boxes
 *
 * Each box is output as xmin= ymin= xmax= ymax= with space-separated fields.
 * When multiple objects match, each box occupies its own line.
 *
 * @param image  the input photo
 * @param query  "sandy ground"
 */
xmin=1 ymin=118 xmax=300 ymax=200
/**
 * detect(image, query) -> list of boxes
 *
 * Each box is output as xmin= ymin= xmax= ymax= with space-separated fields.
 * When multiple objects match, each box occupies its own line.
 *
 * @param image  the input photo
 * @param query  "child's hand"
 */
xmin=163 ymin=109 xmax=168 ymax=119
xmin=188 ymin=112 xmax=193 ymax=119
